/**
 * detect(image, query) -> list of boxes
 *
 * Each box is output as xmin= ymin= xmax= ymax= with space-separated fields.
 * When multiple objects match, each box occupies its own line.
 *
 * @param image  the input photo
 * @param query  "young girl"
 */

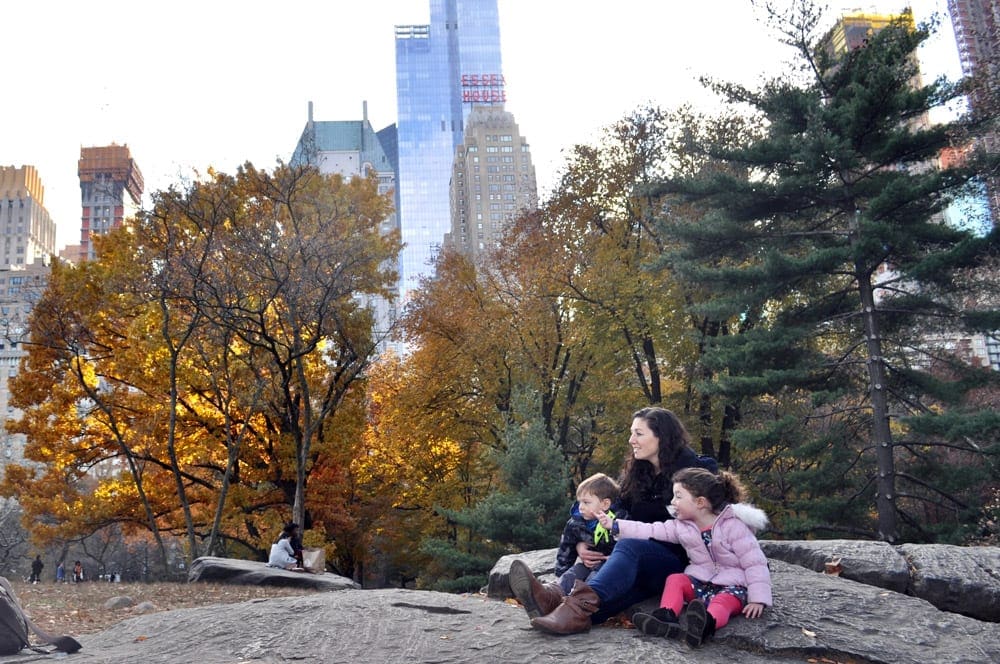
xmin=596 ymin=467 xmax=771 ymax=648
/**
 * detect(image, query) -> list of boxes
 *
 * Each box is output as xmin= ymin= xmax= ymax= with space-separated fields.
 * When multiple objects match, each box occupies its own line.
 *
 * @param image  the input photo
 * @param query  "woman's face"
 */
xmin=629 ymin=417 xmax=661 ymax=469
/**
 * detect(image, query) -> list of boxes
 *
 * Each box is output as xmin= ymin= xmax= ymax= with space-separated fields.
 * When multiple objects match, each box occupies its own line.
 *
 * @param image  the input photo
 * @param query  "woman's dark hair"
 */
xmin=619 ymin=407 xmax=694 ymax=501
xmin=672 ymin=468 xmax=745 ymax=513
xmin=281 ymin=522 xmax=299 ymax=538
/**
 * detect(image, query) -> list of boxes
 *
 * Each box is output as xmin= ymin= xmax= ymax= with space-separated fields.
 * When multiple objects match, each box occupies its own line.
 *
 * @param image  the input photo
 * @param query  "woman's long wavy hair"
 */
xmin=619 ymin=407 xmax=694 ymax=502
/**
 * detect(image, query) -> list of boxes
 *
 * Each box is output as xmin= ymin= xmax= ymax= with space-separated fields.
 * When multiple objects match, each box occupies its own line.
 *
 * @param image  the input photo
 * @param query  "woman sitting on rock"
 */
xmin=509 ymin=406 xmax=718 ymax=633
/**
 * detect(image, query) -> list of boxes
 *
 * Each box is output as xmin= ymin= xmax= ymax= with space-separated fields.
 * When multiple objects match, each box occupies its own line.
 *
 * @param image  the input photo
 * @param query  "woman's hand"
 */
xmin=595 ymin=510 xmax=615 ymax=530
xmin=742 ymin=602 xmax=765 ymax=619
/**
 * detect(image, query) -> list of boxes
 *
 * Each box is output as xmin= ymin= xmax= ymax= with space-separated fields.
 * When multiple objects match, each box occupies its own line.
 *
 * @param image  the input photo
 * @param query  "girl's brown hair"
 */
xmin=672 ymin=467 xmax=746 ymax=513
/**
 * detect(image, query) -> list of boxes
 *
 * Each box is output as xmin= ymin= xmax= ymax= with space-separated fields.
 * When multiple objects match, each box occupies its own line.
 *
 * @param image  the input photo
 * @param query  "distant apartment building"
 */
xmin=947 ymin=0 xmax=999 ymax=226
xmin=0 ymin=166 xmax=55 ymax=467
xmin=394 ymin=0 xmax=505 ymax=302
xmin=0 ymin=262 xmax=49 ymax=468
xmin=446 ymin=104 xmax=536 ymax=261
xmin=291 ymin=101 xmax=401 ymax=353
xmin=820 ymin=10 xmax=929 ymax=130
xmin=0 ymin=165 xmax=57 ymax=267
xmin=77 ymin=144 xmax=143 ymax=262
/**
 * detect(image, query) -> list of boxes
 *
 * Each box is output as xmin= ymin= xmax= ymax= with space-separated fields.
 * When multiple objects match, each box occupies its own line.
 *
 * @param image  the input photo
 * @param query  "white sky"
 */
xmin=2 ymin=0 xmax=957 ymax=252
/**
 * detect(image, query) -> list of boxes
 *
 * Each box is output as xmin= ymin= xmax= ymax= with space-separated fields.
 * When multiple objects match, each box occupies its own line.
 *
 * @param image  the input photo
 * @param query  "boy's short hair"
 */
xmin=576 ymin=472 xmax=620 ymax=502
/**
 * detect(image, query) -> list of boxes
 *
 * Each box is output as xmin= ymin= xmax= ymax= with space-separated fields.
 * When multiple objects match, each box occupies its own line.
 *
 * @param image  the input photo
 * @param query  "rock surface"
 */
xmin=6 ymin=543 xmax=995 ymax=663
xmin=36 ymin=550 xmax=998 ymax=664
xmin=187 ymin=555 xmax=360 ymax=591
xmin=759 ymin=540 xmax=1000 ymax=622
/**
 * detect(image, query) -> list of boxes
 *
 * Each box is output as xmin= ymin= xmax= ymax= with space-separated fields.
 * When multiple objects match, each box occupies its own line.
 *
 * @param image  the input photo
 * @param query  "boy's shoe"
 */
xmin=632 ymin=607 xmax=682 ymax=638
xmin=683 ymin=599 xmax=717 ymax=648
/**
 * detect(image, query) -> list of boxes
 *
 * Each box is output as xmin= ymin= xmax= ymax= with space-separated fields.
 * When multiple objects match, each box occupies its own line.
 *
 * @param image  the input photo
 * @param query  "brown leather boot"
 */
xmin=529 ymin=581 xmax=600 ymax=635
xmin=508 ymin=560 xmax=564 ymax=619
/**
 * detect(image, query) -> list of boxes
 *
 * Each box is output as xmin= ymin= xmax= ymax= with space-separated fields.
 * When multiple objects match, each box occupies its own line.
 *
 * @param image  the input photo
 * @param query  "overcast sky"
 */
xmin=2 ymin=0 xmax=956 ymax=252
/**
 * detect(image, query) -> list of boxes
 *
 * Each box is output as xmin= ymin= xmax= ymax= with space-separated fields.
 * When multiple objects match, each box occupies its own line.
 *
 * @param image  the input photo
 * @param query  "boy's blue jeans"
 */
xmin=586 ymin=538 xmax=687 ymax=624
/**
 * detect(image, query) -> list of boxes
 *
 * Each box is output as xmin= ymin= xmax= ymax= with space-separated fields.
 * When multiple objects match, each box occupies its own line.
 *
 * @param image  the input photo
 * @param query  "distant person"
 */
xmin=553 ymin=473 xmax=624 ymax=595
xmin=72 ymin=560 xmax=84 ymax=583
xmin=55 ymin=561 xmax=66 ymax=583
xmin=597 ymin=468 xmax=772 ymax=648
xmin=286 ymin=522 xmax=304 ymax=568
xmin=29 ymin=555 xmax=44 ymax=583
xmin=268 ymin=523 xmax=304 ymax=571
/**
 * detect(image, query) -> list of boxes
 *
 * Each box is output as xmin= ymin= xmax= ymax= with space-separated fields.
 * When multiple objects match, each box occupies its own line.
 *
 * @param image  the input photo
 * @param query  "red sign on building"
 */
xmin=461 ymin=73 xmax=506 ymax=103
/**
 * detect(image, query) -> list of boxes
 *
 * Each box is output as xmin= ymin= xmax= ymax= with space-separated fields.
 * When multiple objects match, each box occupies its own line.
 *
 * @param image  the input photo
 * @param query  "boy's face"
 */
xmin=577 ymin=491 xmax=612 ymax=520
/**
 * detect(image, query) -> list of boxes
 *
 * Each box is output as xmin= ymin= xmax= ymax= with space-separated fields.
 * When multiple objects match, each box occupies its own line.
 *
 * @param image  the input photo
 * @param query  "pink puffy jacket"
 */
xmin=616 ymin=503 xmax=773 ymax=606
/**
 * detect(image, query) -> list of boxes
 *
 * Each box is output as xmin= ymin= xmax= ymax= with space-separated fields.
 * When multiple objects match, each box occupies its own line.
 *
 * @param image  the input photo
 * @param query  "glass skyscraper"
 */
xmin=394 ymin=0 xmax=504 ymax=302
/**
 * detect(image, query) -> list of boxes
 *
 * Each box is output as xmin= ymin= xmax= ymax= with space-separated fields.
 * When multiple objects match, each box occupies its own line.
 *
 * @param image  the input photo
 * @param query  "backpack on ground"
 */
xmin=0 ymin=576 xmax=82 ymax=655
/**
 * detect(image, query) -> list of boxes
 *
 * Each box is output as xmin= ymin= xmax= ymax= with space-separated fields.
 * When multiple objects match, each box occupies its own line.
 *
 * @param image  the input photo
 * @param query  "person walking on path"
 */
xmin=29 ymin=555 xmax=44 ymax=583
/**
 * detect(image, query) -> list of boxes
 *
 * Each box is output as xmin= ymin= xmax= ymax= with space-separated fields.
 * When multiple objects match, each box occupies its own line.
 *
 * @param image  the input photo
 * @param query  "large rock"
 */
xmin=761 ymin=540 xmax=1000 ymax=623
xmin=487 ymin=547 xmax=558 ymax=599
xmin=760 ymin=539 xmax=910 ymax=592
xmin=187 ymin=556 xmax=359 ymax=591
xmin=60 ymin=558 xmax=1000 ymax=664
xmin=899 ymin=543 xmax=1000 ymax=622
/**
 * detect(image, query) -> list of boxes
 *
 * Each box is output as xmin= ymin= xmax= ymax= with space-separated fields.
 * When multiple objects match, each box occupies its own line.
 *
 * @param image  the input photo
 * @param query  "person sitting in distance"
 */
xmin=267 ymin=523 xmax=305 ymax=571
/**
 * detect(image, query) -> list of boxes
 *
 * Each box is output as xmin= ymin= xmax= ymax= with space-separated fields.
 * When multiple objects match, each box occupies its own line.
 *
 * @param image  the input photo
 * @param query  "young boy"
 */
xmin=554 ymin=472 xmax=624 ymax=594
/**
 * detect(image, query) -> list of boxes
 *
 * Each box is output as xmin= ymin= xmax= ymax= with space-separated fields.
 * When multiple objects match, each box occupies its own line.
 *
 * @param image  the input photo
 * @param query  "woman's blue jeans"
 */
xmin=586 ymin=537 xmax=687 ymax=624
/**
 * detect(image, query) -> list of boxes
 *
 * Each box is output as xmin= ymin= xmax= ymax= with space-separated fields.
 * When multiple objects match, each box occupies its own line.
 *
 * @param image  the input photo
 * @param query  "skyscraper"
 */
xmin=394 ymin=0 xmax=505 ymax=301
xmin=77 ymin=144 xmax=143 ymax=262
xmin=446 ymin=104 xmax=536 ymax=261
xmin=291 ymin=101 xmax=401 ymax=354
xmin=0 ymin=166 xmax=53 ymax=468
xmin=0 ymin=165 xmax=56 ymax=268
xmin=947 ymin=0 xmax=999 ymax=225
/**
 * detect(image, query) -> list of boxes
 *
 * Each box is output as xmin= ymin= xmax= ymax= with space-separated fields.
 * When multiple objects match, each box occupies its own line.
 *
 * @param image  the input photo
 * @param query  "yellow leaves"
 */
xmin=70 ymin=356 xmax=100 ymax=391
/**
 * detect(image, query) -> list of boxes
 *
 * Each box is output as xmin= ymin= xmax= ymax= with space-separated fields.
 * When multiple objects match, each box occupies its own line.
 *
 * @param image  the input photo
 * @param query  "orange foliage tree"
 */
xmin=2 ymin=163 xmax=400 ymax=573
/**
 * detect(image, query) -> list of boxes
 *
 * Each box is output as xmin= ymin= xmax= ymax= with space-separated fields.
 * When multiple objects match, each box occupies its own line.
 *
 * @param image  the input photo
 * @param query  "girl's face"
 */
xmin=629 ymin=417 xmax=661 ymax=469
xmin=670 ymin=483 xmax=704 ymax=521
xmin=577 ymin=492 xmax=612 ymax=520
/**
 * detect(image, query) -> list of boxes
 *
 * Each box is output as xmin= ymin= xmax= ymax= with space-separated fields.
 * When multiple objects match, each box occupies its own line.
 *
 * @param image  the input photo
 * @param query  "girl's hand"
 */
xmin=595 ymin=510 xmax=615 ymax=530
xmin=575 ymin=541 xmax=608 ymax=569
xmin=743 ymin=602 xmax=765 ymax=619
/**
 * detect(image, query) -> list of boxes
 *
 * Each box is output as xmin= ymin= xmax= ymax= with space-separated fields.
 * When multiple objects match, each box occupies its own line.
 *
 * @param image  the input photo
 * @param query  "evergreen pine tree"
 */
xmin=657 ymin=6 xmax=1000 ymax=543
xmin=419 ymin=397 xmax=569 ymax=591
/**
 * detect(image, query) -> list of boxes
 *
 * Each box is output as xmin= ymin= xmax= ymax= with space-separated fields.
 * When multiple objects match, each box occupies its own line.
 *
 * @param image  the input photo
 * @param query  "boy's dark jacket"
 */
xmin=554 ymin=501 xmax=627 ymax=577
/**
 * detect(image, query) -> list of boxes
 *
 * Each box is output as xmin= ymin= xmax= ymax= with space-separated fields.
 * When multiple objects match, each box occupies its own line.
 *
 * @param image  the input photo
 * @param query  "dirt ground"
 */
xmin=8 ymin=579 xmax=318 ymax=636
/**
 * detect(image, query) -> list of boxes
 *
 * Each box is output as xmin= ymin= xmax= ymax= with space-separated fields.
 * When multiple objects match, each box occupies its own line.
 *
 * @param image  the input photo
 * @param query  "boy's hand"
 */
xmin=575 ymin=542 xmax=607 ymax=569
xmin=743 ymin=602 xmax=765 ymax=619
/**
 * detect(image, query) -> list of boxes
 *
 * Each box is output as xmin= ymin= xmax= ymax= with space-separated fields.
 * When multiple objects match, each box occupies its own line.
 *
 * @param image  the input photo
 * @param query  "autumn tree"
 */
xmin=3 ymin=163 xmax=400 ymax=566
xmin=656 ymin=6 xmax=1000 ymax=542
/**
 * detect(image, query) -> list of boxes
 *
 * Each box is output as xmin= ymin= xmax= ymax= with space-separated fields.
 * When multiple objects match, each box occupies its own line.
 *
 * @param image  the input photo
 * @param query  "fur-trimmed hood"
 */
xmin=666 ymin=502 xmax=769 ymax=533
xmin=729 ymin=503 xmax=769 ymax=533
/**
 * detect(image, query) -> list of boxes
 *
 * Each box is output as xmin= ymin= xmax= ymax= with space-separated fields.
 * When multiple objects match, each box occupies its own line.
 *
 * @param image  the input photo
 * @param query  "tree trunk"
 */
xmin=854 ymin=211 xmax=898 ymax=542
